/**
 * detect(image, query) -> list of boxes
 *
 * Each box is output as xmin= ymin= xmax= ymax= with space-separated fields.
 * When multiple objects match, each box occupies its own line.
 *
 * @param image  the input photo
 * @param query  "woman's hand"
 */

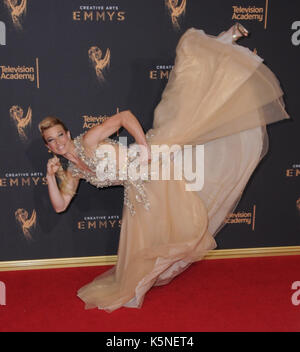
xmin=46 ymin=155 xmax=61 ymax=176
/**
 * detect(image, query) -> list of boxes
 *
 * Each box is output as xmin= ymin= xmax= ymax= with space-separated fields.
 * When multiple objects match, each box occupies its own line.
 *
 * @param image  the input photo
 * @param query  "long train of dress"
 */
xmin=76 ymin=26 xmax=289 ymax=312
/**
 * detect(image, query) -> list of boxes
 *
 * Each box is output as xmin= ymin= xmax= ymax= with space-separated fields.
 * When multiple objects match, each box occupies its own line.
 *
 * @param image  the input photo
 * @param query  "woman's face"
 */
xmin=43 ymin=124 xmax=72 ymax=155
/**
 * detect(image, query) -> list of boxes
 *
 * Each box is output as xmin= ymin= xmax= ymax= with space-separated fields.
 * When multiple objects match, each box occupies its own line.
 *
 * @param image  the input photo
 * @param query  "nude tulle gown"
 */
xmin=71 ymin=26 xmax=289 ymax=312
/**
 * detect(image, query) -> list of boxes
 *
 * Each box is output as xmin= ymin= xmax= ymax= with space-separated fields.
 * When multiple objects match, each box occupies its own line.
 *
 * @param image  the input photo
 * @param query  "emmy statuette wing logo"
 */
xmin=4 ymin=0 xmax=27 ymax=29
xmin=9 ymin=105 xmax=32 ymax=141
xmin=165 ymin=0 xmax=186 ymax=30
xmin=88 ymin=46 xmax=111 ymax=81
xmin=15 ymin=208 xmax=37 ymax=240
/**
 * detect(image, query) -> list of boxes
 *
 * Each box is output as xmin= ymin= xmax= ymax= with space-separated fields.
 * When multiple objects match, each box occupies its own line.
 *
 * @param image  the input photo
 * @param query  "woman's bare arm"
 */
xmin=83 ymin=110 xmax=148 ymax=150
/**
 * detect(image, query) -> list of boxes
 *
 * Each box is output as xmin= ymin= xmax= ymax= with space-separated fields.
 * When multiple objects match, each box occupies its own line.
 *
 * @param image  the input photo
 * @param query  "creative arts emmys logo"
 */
xmin=88 ymin=46 xmax=110 ymax=81
xmin=4 ymin=0 xmax=27 ymax=30
xmin=73 ymin=4 xmax=126 ymax=22
xmin=165 ymin=0 xmax=186 ymax=30
xmin=0 ymin=171 xmax=46 ymax=187
xmin=149 ymin=65 xmax=173 ymax=80
xmin=9 ymin=105 xmax=32 ymax=141
xmin=15 ymin=208 xmax=37 ymax=240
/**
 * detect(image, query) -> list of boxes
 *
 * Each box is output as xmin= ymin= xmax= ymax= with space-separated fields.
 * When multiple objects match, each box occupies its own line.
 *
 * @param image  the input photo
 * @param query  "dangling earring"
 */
xmin=48 ymin=149 xmax=55 ymax=156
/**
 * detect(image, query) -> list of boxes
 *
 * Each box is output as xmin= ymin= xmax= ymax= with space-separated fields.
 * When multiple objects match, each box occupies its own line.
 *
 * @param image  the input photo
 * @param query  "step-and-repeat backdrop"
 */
xmin=0 ymin=0 xmax=299 ymax=263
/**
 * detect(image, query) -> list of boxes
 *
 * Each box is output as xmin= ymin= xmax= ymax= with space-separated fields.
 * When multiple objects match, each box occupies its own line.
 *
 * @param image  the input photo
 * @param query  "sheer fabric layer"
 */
xmin=77 ymin=28 xmax=289 ymax=312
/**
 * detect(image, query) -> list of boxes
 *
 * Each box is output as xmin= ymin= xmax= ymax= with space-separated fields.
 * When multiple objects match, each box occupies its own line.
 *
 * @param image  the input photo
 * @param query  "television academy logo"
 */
xmin=15 ymin=208 xmax=37 ymax=240
xmin=4 ymin=0 xmax=27 ymax=30
xmin=286 ymin=164 xmax=300 ymax=177
xmin=81 ymin=113 xmax=113 ymax=129
xmin=0 ymin=59 xmax=40 ymax=88
xmin=9 ymin=105 xmax=32 ymax=141
xmin=224 ymin=205 xmax=256 ymax=231
xmin=88 ymin=46 xmax=110 ymax=81
xmin=291 ymin=21 xmax=300 ymax=46
xmin=81 ymin=108 xmax=120 ymax=135
xmin=165 ymin=0 xmax=186 ymax=30
xmin=231 ymin=1 xmax=270 ymax=29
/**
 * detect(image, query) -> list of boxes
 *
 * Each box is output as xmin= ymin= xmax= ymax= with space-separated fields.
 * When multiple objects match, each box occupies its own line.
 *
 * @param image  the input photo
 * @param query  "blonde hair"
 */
xmin=39 ymin=116 xmax=76 ymax=197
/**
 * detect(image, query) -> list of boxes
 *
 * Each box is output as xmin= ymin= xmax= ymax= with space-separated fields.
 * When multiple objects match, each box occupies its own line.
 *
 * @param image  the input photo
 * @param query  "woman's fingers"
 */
xmin=47 ymin=156 xmax=61 ymax=175
xmin=48 ymin=156 xmax=60 ymax=166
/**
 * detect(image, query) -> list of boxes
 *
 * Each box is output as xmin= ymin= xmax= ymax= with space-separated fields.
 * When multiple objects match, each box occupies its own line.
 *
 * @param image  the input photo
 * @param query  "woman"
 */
xmin=39 ymin=23 xmax=289 ymax=312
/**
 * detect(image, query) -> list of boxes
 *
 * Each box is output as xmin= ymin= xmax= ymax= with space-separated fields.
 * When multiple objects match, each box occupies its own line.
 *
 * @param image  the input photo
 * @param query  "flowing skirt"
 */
xmin=77 ymin=27 xmax=289 ymax=312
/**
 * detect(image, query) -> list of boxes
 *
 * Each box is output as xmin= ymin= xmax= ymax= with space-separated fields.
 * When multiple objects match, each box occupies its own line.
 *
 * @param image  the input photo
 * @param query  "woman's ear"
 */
xmin=67 ymin=130 xmax=71 ymax=139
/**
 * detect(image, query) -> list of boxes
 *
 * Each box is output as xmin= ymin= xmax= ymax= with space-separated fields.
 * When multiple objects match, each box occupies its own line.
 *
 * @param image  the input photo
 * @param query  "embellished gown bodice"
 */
xmin=67 ymin=131 xmax=150 ymax=215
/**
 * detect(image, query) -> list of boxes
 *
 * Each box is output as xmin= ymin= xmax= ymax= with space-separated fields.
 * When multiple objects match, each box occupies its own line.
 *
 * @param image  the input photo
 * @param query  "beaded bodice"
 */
xmin=67 ymin=132 xmax=150 ymax=215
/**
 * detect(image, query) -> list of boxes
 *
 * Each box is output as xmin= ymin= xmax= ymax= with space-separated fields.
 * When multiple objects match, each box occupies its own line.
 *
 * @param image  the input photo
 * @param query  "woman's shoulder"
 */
xmin=81 ymin=129 xmax=100 ymax=151
xmin=73 ymin=130 xmax=96 ymax=155
xmin=74 ymin=130 xmax=87 ymax=144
